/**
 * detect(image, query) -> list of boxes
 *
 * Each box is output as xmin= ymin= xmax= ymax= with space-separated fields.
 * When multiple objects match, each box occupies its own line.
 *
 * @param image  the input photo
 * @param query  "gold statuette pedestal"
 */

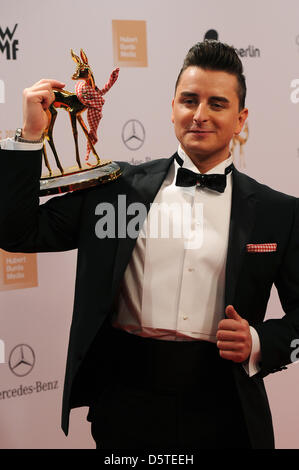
xmin=39 ymin=160 xmax=121 ymax=196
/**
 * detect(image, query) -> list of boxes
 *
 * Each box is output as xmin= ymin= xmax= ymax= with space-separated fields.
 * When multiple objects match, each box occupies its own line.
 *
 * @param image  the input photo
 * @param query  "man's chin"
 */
xmin=181 ymin=146 xmax=216 ymax=160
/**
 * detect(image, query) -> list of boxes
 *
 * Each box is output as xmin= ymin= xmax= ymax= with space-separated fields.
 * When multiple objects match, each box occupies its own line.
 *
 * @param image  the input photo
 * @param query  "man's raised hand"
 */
xmin=22 ymin=79 xmax=65 ymax=141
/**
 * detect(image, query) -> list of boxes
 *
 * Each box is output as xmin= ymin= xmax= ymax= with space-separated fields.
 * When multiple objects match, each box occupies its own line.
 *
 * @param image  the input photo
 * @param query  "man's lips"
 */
xmin=188 ymin=129 xmax=215 ymax=133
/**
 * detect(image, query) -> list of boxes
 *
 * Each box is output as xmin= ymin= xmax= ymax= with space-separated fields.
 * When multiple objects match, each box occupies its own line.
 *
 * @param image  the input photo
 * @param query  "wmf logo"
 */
xmin=0 ymin=24 xmax=19 ymax=60
xmin=8 ymin=344 xmax=35 ymax=377
xmin=204 ymin=29 xmax=260 ymax=57
xmin=122 ymin=119 xmax=145 ymax=150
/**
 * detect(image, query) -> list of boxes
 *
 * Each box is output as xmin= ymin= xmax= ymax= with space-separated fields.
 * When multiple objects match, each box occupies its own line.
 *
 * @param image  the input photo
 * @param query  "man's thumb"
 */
xmin=225 ymin=305 xmax=242 ymax=320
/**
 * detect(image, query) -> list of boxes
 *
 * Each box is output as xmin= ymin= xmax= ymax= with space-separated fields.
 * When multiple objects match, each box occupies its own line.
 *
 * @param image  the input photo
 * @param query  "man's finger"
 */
xmin=219 ymin=350 xmax=245 ymax=363
xmin=217 ymin=319 xmax=239 ymax=331
xmin=217 ymin=340 xmax=242 ymax=351
xmin=34 ymin=79 xmax=65 ymax=89
xmin=216 ymin=329 xmax=241 ymax=341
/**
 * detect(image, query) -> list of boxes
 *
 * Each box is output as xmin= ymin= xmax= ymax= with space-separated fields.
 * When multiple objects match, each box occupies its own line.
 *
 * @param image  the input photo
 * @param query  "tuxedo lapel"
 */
xmin=225 ymin=167 xmax=258 ymax=309
xmin=111 ymin=155 xmax=175 ymax=292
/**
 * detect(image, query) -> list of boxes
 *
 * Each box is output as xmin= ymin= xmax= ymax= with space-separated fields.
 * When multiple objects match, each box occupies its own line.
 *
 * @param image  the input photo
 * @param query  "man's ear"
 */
xmin=171 ymin=98 xmax=174 ymax=123
xmin=235 ymin=108 xmax=248 ymax=135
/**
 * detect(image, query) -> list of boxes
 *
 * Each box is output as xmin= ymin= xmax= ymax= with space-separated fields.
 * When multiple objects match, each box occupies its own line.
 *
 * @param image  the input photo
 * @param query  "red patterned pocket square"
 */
xmin=246 ymin=243 xmax=277 ymax=253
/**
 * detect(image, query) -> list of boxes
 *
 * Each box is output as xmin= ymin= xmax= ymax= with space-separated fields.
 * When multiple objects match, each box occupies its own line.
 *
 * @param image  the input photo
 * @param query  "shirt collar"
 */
xmin=177 ymin=144 xmax=233 ymax=175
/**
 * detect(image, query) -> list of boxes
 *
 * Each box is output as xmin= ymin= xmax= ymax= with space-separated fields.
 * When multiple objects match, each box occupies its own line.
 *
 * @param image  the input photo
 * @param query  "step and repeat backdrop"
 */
xmin=1 ymin=0 xmax=299 ymax=449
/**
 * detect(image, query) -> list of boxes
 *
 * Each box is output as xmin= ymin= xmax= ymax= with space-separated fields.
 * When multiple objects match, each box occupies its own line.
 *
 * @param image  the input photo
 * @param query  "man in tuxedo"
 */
xmin=1 ymin=40 xmax=299 ymax=449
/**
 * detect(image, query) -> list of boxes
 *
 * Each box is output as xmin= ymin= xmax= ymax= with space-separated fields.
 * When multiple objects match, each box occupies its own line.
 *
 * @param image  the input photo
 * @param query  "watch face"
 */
xmin=15 ymin=128 xmax=22 ymax=140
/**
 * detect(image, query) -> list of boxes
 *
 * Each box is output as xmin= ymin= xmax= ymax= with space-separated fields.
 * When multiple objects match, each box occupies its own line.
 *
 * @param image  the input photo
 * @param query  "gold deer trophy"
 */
xmin=39 ymin=49 xmax=121 ymax=196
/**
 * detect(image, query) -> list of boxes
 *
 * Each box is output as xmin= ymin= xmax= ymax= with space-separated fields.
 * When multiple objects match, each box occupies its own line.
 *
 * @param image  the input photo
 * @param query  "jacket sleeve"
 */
xmin=254 ymin=197 xmax=299 ymax=378
xmin=0 ymin=148 xmax=85 ymax=253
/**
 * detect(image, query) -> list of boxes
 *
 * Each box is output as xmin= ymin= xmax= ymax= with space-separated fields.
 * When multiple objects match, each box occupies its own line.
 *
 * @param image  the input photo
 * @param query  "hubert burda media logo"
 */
xmin=0 ymin=251 xmax=38 ymax=291
xmin=112 ymin=20 xmax=148 ymax=67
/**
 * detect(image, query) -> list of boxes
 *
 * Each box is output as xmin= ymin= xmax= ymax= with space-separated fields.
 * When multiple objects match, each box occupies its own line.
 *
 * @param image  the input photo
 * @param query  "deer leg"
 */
xmin=42 ymin=109 xmax=53 ymax=176
xmin=69 ymin=111 xmax=82 ymax=169
xmin=42 ymin=143 xmax=53 ymax=177
xmin=46 ymin=106 xmax=64 ymax=174
xmin=76 ymin=114 xmax=100 ymax=164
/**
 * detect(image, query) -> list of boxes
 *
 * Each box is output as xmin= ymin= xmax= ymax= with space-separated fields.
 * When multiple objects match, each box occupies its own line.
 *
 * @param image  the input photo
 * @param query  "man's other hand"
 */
xmin=216 ymin=305 xmax=252 ymax=363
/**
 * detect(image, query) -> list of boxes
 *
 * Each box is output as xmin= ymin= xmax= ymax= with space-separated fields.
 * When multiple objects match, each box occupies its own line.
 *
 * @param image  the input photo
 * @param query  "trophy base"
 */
xmin=39 ymin=160 xmax=122 ymax=196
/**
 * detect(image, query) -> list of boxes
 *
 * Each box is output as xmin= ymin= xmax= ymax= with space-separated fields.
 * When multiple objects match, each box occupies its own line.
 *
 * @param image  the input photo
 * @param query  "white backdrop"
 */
xmin=0 ymin=0 xmax=299 ymax=449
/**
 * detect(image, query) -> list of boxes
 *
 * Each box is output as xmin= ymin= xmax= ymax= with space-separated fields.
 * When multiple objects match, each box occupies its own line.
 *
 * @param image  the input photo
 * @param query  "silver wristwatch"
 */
xmin=14 ymin=128 xmax=44 ymax=143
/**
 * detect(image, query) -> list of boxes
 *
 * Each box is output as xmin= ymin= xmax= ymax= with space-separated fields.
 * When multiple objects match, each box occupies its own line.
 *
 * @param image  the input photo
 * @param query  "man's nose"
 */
xmin=193 ymin=103 xmax=209 ymax=123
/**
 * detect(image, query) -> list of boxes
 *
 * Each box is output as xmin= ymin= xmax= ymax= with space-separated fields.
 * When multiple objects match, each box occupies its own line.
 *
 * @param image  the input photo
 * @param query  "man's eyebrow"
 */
xmin=209 ymin=95 xmax=230 ymax=104
xmin=179 ymin=91 xmax=198 ymax=97
xmin=179 ymin=92 xmax=230 ymax=104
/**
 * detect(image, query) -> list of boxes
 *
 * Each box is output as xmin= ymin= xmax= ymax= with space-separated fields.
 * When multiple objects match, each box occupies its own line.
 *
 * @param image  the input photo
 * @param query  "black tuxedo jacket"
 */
xmin=1 ymin=148 xmax=299 ymax=449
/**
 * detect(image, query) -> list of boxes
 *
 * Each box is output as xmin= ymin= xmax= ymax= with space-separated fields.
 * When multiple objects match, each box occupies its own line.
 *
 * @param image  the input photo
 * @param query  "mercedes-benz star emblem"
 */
xmin=122 ymin=119 xmax=145 ymax=150
xmin=9 ymin=344 xmax=35 ymax=377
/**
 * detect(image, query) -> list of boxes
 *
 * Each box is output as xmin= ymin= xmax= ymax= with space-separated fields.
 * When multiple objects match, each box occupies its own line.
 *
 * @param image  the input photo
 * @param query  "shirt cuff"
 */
xmin=0 ymin=138 xmax=43 ymax=151
xmin=242 ymin=326 xmax=261 ymax=377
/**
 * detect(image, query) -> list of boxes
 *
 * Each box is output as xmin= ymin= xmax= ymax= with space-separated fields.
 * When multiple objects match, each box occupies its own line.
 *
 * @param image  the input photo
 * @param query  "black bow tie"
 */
xmin=175 ymin=153 xmax=233 ymax=193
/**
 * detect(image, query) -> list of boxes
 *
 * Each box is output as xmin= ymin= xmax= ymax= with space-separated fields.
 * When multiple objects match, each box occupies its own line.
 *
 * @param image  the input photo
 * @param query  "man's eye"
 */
xmin=183 ymin=99 xmax=196 ymax=105
xmin=211 ymin=103 xmax=223 ymax=109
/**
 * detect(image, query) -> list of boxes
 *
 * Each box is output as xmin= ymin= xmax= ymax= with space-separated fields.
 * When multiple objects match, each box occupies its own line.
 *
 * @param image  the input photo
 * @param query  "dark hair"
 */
xmin=175 ymin=40 xmax=246 ymax=110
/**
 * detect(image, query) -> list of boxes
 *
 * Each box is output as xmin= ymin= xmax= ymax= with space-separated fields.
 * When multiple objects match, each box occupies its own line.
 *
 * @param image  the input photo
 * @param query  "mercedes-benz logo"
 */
xmin=122 ymin=119 xmax=145 ymax=150
xmin=9 ymin=344 xmax=35 ymax=377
